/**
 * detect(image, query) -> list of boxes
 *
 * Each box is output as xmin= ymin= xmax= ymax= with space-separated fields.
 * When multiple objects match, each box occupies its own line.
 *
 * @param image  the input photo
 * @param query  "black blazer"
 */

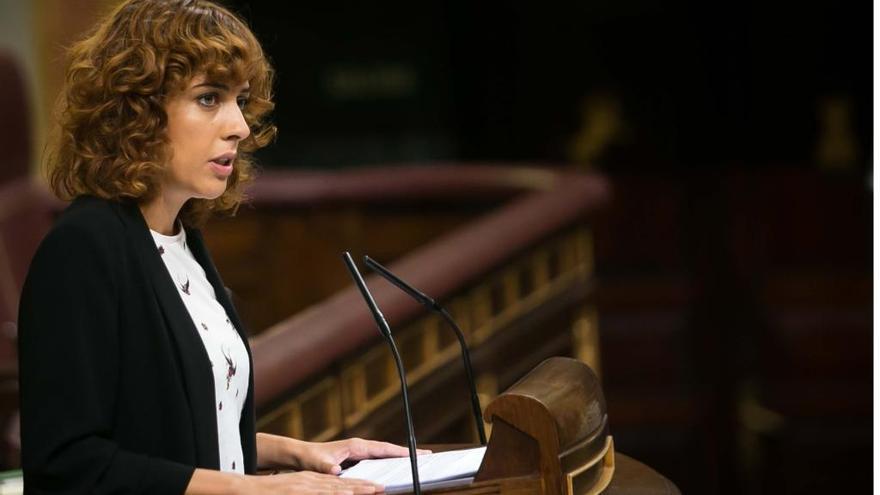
xmin=17 ymin=196 xmax=257 ymax=494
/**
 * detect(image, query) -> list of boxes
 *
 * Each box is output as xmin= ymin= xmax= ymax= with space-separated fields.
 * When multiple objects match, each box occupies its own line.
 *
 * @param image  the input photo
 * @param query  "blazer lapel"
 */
xmin=116 ymin=201 xmax=221 ymax=469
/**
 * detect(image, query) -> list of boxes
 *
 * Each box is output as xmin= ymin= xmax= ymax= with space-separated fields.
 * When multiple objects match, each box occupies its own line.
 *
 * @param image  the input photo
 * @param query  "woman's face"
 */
xmin=161 ymin=75 xmax=251 ymax=204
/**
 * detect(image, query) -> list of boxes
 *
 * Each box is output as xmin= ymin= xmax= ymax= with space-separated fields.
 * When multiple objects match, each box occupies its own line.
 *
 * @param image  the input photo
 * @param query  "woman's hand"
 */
xmin=186 ymin=467 xmax=383 ymax=495
xmin=257 ymin=432 xmax=429 ymax=475
xmin=290 ymin=437 xmax=422 ymax=475
xmin=233 ymin=471 xmax=384 ymax=495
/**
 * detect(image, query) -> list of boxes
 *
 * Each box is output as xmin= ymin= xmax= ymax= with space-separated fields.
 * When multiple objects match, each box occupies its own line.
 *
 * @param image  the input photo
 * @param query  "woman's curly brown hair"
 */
xmin=47 ymin=0 xmax=276 ymax=227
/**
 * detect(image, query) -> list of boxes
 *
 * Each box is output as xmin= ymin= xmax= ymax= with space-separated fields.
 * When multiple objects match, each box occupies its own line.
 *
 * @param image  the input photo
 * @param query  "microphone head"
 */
xmin=364 ymin=255 xmax=439 ymax=310
xmin=342 ymin=251 xmax=392 ymax=339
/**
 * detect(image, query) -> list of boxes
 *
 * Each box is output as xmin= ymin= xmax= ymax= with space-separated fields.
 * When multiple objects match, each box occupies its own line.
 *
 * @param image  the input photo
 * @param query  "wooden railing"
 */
xmin=205 ymin=165 xmax=611 ymax=444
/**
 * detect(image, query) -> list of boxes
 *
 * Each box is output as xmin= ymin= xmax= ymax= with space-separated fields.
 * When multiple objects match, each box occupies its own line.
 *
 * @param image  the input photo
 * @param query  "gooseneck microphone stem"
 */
xmin=342 ymin=252 xmax=421 ymax=495
xmin=363 ymin=255 xmax=488 ymax=445
xmin=437 ymin=307 xmax=487 ymax=445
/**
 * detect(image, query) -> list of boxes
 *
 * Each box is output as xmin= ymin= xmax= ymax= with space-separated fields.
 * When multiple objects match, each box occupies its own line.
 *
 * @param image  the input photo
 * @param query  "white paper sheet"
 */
xmin=340 ymin=446 xmax=486 ymax=492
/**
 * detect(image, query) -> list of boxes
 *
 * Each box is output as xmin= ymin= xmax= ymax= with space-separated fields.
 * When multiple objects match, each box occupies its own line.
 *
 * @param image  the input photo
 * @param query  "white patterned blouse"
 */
xmin=150 ymin=225 xmax=251 ymax=473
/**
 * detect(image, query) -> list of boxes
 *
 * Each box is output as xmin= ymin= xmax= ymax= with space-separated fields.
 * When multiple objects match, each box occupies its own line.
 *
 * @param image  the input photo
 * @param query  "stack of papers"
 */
xmin=340 ymin=446 xmax=486 ymax=493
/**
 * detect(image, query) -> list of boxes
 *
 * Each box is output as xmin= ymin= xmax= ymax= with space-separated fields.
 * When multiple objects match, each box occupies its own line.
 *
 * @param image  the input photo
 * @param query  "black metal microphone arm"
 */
xmin=341 ymin=252 xmax=421 ymax=495
xmin=363 ymin=255 xmax=488 ymax=445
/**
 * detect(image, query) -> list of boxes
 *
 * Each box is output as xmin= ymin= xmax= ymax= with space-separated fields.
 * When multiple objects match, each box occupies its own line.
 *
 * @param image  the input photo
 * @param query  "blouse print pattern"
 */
xmin=151 ymin=225 xmax=250 ymax=474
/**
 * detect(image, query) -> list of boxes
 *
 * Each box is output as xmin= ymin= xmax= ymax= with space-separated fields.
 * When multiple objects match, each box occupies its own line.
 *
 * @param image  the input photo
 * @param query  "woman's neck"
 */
xmin=139 ymin=194 xmax=185 ymax=235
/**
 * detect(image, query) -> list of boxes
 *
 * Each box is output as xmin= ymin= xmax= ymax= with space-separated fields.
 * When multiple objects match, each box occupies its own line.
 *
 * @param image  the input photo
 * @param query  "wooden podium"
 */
xmin=411 ymin=357 xmax=678 ymax=494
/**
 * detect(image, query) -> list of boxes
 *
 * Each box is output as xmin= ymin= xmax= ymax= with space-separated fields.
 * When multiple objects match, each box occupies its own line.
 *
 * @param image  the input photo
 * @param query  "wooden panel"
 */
xmin=204 ymin=207 xmax=476 ymax=334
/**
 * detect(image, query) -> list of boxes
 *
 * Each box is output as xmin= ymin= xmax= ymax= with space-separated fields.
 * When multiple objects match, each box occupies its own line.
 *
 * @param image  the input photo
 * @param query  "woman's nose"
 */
xmin=223 ymin=103 xmax=251 ymax=142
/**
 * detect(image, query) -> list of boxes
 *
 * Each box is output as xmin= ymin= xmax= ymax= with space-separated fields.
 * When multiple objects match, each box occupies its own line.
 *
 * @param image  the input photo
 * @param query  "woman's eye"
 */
xmin=197 ymin=93 xmax=219 ymax=107
xmin=237 ymin=97 xmax=249 ymax=110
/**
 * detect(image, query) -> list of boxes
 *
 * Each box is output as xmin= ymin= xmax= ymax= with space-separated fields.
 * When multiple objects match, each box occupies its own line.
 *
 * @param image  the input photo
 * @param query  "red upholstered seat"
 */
xmin=0 ymin=50 xmax=31 ymax=184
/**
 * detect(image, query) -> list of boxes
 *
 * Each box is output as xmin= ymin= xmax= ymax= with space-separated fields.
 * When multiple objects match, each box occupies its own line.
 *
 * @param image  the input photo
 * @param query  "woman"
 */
xmin=18 ymin=1 xmax=411 ymax=493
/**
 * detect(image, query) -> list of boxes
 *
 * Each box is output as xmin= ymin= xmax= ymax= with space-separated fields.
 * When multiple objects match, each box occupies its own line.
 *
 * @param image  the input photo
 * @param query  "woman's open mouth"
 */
xmin=209 ymin=154 xmax=235 ymax=178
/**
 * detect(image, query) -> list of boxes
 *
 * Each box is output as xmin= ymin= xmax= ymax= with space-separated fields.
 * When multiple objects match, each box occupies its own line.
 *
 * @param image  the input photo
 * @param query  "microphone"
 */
xmin=342 ymin=252 xmax=421 ymax=495
xmin=363 ymin=255 xmax=488 ymax=445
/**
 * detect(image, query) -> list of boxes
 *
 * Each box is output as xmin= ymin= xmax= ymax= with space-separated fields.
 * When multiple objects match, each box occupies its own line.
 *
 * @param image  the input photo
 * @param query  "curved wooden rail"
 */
xmin=246 ymin=165 xmax=610 ymax=409
xmin=245 ymin=163 xmax=561 ymax=205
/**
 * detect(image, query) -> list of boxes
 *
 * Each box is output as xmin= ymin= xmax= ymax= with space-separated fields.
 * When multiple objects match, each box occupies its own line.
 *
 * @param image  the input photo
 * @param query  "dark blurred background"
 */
xmin=0 ymin=0 xmax=872 ymax=493
xmin=232 ymin=4 xmax=873 ymax=491
xmin=237 ymin=1 xmax=871 ymax=172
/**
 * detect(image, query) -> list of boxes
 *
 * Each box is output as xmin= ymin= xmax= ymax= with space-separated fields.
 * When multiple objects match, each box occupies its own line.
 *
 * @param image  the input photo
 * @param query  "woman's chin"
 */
xmin=198 ymin=181 xmax=229 ymax=200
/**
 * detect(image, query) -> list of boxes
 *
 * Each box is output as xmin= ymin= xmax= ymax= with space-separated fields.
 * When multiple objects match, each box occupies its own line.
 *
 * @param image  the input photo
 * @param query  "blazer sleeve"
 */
xmin=17 ymin=221 xmax=195 ymax=494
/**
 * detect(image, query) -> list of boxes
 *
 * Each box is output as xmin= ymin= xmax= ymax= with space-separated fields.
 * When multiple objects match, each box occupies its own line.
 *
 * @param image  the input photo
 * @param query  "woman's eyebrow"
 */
xmin=193 ymin=82 xmax=250 ymax=94
xmin=193 ymin=82 xmax=229 ymax=91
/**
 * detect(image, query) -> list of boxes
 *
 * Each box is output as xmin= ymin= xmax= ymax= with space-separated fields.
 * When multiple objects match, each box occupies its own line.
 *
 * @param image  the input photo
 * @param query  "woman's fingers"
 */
xmin=322 ymin=460 xmax=343 ymax=475
xmin=327 ymin=474 xmax=383 ymax=494
xmin=347 ymin=438 xmax=434 ymax=460
xmin=264 ymin=471 xmax=384 ymax=494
